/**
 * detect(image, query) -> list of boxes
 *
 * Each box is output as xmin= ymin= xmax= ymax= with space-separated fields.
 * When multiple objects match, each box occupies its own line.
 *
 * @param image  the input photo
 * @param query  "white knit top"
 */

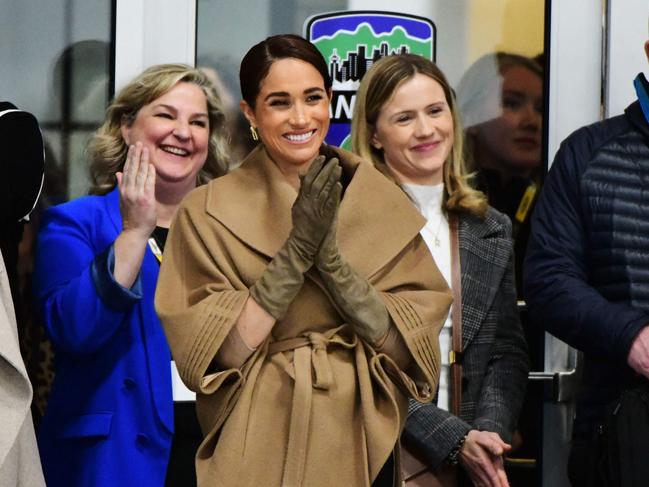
xmin=403 ymin=183 xmax=452 ymax=411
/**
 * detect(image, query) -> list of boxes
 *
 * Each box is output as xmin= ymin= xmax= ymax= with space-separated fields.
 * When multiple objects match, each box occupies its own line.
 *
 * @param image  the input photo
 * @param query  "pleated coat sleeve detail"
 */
xmin=155 ymin=189 xmax=249 ymax=394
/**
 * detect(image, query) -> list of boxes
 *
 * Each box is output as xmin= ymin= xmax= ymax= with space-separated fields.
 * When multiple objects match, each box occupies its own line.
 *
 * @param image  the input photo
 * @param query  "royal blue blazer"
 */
xmin=33 ymin=188 xmax=173 ymax=487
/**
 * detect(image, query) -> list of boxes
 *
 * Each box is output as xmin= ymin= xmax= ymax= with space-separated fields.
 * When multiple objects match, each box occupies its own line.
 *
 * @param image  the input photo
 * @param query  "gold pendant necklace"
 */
xmin=433 ymin=214 xmax=444 ymax=247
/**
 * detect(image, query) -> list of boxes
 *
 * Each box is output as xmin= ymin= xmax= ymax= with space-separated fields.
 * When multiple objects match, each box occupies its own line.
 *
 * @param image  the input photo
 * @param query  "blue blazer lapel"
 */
xmin=458 ymin=212 xmax=513 ymax=348
xmin=104 ymin=188 xmax=173 ymax=433
xmin=104 ymin=188 xmax=122 ymax=235
xmin=139 ymin=251 xmax=173 ymax=433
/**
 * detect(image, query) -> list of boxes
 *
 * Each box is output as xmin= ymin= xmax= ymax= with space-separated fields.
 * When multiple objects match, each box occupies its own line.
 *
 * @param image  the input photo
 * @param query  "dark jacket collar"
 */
xmin=627 ymin=73 xmax=649 ymax=141
xmin=626 ymin=100 xmax=649 ymax=142
xmin=633 ymin=73 xmax=649 ymax=123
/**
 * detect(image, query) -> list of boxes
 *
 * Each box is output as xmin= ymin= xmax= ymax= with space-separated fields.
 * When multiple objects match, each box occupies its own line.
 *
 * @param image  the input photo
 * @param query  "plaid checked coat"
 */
xmin=402 ymin=208 xmax=530 ymax=470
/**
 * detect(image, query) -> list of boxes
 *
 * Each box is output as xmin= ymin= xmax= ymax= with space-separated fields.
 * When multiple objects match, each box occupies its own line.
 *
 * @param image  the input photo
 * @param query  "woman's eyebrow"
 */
xmin=304 ymin=87 xmax=325 ymax=94
xmin=264 ymin=91 xmax=290 ymax=101
xmin=264 ymin=87 xmax=324 ymax=101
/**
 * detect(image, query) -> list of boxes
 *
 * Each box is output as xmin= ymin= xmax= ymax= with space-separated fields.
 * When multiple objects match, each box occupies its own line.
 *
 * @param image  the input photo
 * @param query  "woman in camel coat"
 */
xmin=156 ymin=35 xmax=451 ymax=487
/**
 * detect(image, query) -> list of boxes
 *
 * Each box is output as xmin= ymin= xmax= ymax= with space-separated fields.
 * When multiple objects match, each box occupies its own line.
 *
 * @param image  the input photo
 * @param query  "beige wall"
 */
xmin=467 ymin=0 xmax=544 ymax=61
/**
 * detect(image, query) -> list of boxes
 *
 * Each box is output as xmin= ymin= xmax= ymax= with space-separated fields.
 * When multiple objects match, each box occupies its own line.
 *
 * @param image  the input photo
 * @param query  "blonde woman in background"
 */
xmin=456 ymin=52 xmax=543 ymax=296
xmin=352 ymin=53 xmax=529 ymax=487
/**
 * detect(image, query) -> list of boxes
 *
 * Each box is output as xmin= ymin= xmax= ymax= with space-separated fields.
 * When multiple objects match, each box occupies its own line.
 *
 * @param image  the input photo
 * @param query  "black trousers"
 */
xmin=372 ymin=453 xmax=396 ymax=487
xmin=568 ymin=436 xmax=598 ymax=487
xmin=165 ymin=402 xmax=203 ymax=487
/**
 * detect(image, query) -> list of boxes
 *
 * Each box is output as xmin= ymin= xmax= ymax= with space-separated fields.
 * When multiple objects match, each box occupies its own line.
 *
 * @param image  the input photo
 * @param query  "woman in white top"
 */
xmin=352 ymin=54 xmax=529 ymax=487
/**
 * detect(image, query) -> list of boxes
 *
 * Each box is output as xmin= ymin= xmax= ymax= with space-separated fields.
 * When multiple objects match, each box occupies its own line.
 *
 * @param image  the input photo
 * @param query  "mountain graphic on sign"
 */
xmin=313 ymin=22 xmax=432 ymax=61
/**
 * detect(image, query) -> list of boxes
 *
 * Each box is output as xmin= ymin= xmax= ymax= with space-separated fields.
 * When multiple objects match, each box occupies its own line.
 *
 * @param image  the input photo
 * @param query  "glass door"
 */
xmin=0 ymin=0 xmax=114 ymax=202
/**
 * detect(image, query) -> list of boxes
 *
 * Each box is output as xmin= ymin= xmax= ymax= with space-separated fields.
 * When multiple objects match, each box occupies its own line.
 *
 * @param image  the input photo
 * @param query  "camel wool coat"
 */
xmin=155 ymin=146 xmax=452 ymax=487
xmin=0 ymin=250 xmax=45 ymax=486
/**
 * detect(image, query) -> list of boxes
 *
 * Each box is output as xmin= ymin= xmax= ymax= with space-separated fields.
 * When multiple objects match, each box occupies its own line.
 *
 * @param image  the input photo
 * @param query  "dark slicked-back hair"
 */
xmin=239 ymin=34 xmax=331 ymax=108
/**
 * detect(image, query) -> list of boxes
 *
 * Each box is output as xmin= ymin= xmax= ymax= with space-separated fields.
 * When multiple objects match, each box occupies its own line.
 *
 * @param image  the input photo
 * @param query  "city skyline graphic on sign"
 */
xmin=327 ymin=39 xmax=410 ymax=89
xmin=306 ymin=12 xmax=436 ymax=148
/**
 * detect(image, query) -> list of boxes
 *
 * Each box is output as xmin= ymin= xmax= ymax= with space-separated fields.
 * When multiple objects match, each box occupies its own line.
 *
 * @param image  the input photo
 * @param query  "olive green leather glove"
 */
xmin=250 ymin=156 xmax=342 ymax=319
xmin=315 ymin=210 xmax=391 ymax=345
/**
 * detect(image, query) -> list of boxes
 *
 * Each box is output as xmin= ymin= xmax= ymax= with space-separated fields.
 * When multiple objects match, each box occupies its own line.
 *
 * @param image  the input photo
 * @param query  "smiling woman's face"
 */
xmin=120 ymin=81 xmax=209 ymax=188
xmin=371 ymin=73 xmax=454 ymax=186
xmin=240 ymin=58 xmax=331 ymax=174
xmin=470 ymin=65 xmax=543 ymax=176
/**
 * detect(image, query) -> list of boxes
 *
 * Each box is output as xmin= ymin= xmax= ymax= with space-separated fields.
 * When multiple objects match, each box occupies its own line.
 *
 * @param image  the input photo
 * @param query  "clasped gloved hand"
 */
xmin=314 ymin=186 xmax=391 ymax=346
xmin=250 ymin=156 xmax=342 ymax=319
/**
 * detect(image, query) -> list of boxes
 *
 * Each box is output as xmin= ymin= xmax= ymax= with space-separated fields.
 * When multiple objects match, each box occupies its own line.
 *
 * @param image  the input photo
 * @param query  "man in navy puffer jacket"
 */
xmin=524 ymin=37 xmax=649 ymax=486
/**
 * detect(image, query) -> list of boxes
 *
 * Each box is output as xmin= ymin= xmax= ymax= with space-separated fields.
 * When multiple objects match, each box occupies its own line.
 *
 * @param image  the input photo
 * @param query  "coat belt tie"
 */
xmin=268 ymin=326 xmax=356 ymax=487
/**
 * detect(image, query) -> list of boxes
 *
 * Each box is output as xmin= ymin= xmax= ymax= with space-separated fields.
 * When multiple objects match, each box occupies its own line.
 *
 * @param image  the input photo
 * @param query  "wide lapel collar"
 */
xmin=459 ymin=211 xmax=513 ymax=348
xmin=205 ymin=145 xmax=425 ymax=277
xmin=333 ymin=147 xmax=426 ymax=278
xmin=205 ymin=145 xmax=296 ymax=257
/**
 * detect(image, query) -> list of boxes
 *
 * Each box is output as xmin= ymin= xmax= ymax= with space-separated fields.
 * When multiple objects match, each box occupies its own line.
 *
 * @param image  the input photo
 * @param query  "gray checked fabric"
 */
xmin=402 ymin=207 xmax=530 ymax=470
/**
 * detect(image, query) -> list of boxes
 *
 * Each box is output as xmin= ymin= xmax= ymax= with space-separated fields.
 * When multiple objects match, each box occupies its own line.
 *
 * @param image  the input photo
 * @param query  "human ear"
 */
xmin=240 ymin=100 xmax=257 ymax=128
xmin=120 ymin=119 xmax=131 ymax=145
xmin=370 ymin=132 xmax=383 ymax=150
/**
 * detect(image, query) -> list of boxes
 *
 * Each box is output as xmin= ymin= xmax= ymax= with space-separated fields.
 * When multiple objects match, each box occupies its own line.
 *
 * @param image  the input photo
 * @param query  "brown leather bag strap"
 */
xmin=449 ymin=214 xmax=463 ymax=417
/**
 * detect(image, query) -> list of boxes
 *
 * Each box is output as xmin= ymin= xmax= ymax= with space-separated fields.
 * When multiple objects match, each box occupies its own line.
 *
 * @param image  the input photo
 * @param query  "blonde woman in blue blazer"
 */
xmin=33 ymin=64 xmax=229 ymax=486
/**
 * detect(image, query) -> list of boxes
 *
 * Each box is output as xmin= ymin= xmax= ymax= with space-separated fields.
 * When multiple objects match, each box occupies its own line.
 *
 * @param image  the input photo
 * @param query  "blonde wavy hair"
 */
xmin=351 ymin=54 xmax=487 ymax=218
xmin=88 ymin=63 xmax=230 ymax=195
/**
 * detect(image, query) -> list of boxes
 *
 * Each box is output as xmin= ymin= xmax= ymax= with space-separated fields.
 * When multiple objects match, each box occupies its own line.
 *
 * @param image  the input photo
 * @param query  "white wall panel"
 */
xmin=547 ymin=0 xmax=602 ymax=165
xmin=115 ymin=0 xmax=196 ymax=92
xmin=607 ymin=0 xmax=649 ymax=117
